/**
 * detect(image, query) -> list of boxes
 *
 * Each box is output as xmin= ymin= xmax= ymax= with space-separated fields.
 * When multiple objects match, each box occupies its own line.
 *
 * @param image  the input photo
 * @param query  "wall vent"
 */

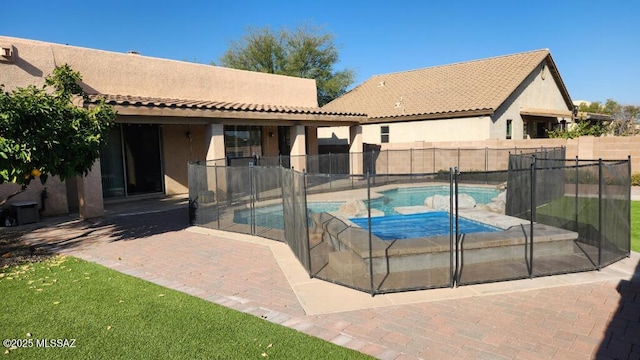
xmin=0 ymin=44 xmax=14 ymax=62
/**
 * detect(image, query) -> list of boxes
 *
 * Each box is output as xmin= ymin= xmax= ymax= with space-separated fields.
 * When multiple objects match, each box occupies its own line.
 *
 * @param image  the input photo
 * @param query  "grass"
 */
xmin=632 ymin=201 xmax=640 ymax=252
xmin=0 ymin=256 xmax=372 ymax=359
xmin=535 ymin=197 xmax=639 ymax=252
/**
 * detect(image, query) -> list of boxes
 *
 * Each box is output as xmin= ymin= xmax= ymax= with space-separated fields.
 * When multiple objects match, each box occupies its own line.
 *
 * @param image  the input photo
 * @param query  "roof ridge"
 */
xmin=371 ymin=49 xmax=550 ymax=79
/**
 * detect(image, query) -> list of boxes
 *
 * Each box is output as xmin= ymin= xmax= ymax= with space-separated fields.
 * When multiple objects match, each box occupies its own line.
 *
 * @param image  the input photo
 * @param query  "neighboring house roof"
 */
xmin=87 ymin=94 xmax=366 ymax=124
xmin=577 ymin=112 xmax=613 ymax=122
xmin=323 ymin=49 xmax=573 ymax=122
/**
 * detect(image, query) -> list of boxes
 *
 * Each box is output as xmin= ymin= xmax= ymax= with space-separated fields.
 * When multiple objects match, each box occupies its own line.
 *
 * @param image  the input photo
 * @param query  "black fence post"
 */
xmin=485 ymin=147 xmax=489 ymax=184
xmin=410 ymin=148 xmax=414 ymax=181
xmin=450 ymin=167 xmax=456 ymax=286
xmin=250 ymin=163 xmax=256 ymax=235
xmin=628 ymin=155 xmax=632 ymax=258
xmin=302 ymin=169 xmax=312 ymax=274
xmin=597 ymin=158 xmax=603 ymax=270
xmin=575 ymin=156 xmax=579 ymax=232
xmin=386 ymin=149 xmax=389 ymax=180
xmin=433 ymin=147 xmax=436 ymax=173
xmin=366 ymin=171 xmax=375 ymax=296
xmin=281 ymin=166 xmax=287 ymax=244
xmin=215 ymin=165 xmax=221 ymax=229
xmin=455 ymin=166 xmax=460 ymax=286
xmin=529 ymin=156 xmax=536 ymax=279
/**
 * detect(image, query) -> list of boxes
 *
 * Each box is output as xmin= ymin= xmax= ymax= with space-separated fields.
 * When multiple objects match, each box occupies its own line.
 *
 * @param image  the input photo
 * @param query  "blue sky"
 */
xmin=3 ymin=0 xmax=639 ymax=105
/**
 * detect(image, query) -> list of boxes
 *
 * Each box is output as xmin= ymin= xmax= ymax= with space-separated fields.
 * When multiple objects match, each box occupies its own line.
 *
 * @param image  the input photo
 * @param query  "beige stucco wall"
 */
xmin=0 ymin=36 xmax=319 ymax=107
xmin=362 ymin=117 xmax=491 ymax=144
xmin=318 ymin=116 xmax=492 ymax=146
xmin=318 ymin=126 xmax=350 ymax=145
xmin=162 ymin=124 xmax=207 ymax=195
xmin=261 ymin=125 xmax=280 ymax=157
xmin=492 ymin=61 xmax=571 ymax=140
xmin=0 ymin=177 xmax=68 ymax=217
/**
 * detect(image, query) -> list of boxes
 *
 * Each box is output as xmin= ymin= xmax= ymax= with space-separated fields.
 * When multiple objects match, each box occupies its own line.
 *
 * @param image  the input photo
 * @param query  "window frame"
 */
xmin=380 ymin=125 xmax=390 ymax=143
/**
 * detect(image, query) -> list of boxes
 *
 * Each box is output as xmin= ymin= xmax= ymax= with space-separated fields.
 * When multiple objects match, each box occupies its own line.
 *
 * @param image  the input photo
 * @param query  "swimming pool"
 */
xmin=349 ymin=211 xmax=500 ymax=240
xmin=233 ymin=202 xmax=341 ymax=229
xmin=233 ymin=185 xmax=501 ymax=237
xmin=371 ymin=185 xmax=499 ymax=215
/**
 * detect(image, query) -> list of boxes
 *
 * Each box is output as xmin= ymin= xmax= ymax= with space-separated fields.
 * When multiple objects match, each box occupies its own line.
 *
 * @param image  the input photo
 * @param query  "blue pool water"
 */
xmin=349 ymin=211 xmax=499 ymax=240
xmin=371 ymin=186 xmax=499 ymax=215
xmin=234 ymin=185 xmax=502 ymax=238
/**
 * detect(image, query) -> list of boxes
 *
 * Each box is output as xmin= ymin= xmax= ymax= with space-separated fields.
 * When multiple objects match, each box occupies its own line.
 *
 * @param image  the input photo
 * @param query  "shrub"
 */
xmin=632 ymin=173 xmax=640 ymax=186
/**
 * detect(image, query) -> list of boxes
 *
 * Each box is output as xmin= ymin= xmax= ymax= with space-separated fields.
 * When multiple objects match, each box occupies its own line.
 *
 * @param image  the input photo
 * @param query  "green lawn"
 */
xmin=632 ymin=201 xmax=640 ymax=252
xmin=0 ymin=256 xmax=371 ymax=359
xmin=535 ymin=198 xmax=639 ymax=253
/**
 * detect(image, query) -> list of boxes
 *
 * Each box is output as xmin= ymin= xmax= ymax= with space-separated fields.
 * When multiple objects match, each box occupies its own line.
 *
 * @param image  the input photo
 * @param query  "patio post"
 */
xmin=78 ymin=160 xmax=104 ymax=219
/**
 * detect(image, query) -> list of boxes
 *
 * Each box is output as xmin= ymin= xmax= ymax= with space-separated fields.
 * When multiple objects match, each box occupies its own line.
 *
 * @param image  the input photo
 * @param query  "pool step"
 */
xmin=322 ymin=223 xmax=581 ymax=275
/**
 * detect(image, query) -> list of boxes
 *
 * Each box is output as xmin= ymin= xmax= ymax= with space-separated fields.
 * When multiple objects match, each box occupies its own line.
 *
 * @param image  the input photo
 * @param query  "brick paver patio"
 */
xmin=17 ymin=208 xmax=640 ymax=359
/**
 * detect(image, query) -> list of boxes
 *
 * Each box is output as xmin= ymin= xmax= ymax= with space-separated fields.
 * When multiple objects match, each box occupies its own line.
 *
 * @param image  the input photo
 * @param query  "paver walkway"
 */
xmin=16 ymin=207 xmax=640 ymax=360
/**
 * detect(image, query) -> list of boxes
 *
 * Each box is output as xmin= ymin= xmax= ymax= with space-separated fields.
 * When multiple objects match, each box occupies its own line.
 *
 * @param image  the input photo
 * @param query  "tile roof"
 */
xmin=323 ymin=49 xmax=570 ymax=121
xmin=87 ymin=94 xmax=366 ymax=117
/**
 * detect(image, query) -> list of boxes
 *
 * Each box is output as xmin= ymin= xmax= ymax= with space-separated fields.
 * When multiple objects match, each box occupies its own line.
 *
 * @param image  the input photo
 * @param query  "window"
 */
xmin=381 ymin=126 xmax=389 ymax=143
xmin=555 ymin=119 xmax=567 ymax=131
xmin=224 ymin=125 xmax=262 ymax=158
xmin=506 ymin=119 xmax=512 ymax=139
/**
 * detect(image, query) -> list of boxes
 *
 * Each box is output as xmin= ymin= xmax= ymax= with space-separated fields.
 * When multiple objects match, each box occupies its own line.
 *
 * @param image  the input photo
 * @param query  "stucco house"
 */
xmin=319 ymin=49 xmax=575 ymax=149
xmin=0 ymin=37 xmax=582 ymax=220
xmin=0 ymin=36 xmax=364 ymax=218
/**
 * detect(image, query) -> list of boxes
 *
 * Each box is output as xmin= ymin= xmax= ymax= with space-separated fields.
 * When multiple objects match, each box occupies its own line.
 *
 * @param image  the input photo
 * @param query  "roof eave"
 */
xmin=105 ymin=103 xmax=366 ymax=126
xmin=361 ymin=109 xmax=494 ymax=124
xmin=544 ymin=54 xmax=574 ymax=111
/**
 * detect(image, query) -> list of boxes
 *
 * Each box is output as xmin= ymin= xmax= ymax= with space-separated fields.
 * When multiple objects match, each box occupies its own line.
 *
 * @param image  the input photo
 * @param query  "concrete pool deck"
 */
xmin=7 ymin=190 xmax=639 ymax=360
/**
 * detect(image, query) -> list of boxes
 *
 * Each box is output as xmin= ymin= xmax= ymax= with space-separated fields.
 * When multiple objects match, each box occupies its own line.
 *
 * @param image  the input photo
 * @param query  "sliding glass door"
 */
xmin=100 ymin=124 xmax=164 ymax=198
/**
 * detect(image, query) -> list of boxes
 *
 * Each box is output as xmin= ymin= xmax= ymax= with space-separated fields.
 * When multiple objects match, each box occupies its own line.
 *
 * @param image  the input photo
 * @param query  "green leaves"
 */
xmin=219 ymin=24 xmax=355 ymax=106
xmin=547 ymin=119 xmax=607 ymax=139
xmin=0 ymin=65 xmax=116 ymax=186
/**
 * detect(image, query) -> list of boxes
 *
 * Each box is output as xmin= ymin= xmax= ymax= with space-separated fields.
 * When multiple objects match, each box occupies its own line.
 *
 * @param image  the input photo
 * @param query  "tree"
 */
xmin=547 ymin=119 xmax=606 ymax=139
xmin=0 ymin=64 xmax=116 ymax=203
xmin=576 ymin=99 xmax=640 ymax=136
xmin=218 ymin=25 xmax=355 ymax=106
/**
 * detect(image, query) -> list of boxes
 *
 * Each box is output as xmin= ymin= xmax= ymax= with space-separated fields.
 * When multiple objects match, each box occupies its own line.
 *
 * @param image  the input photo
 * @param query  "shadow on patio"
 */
xmin=595 ymin=255 xmax=640 ymax=359
xmin=1 ymin=196 xmax=190 ymax=257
